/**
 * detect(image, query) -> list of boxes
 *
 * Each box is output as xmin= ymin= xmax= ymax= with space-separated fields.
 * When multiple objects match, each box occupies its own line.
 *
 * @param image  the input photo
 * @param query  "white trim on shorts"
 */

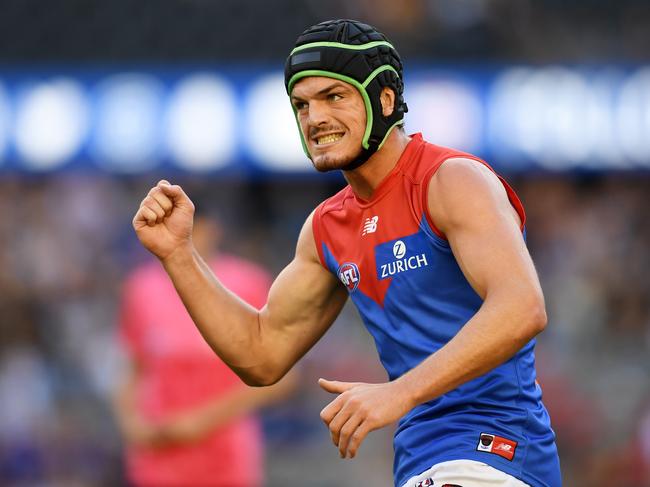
xmin=401 ymin=459 xmax=531 ymax=487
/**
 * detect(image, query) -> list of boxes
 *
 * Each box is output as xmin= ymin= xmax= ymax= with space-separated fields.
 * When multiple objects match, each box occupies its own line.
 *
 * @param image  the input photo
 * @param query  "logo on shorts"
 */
xmin=414 ymin=479 xmax=462 ymax=487
xmin=415 ymin=478 xmax=434 ymax=487
xmin=337 ymin=262 xmax=360 ymax=292
xmin=476 ymin=432 xmax=518 ymax=461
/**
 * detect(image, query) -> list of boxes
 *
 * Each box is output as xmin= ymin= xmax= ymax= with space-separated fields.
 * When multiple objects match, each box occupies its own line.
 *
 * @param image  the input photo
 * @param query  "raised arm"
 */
xmin=133 ymin=180 xmax=348 ymax=386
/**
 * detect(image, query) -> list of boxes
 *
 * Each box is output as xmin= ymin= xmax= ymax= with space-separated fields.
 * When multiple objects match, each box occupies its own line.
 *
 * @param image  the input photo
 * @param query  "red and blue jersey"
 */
xmin=312 ymin=134 xmax=561 ymax=487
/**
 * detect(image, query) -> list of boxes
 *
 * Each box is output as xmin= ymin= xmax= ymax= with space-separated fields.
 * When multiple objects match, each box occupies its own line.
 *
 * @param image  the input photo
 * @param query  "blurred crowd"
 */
xmin=518 ymin=176 xmax=650 ymax=486
xmin=1 ymin=0 xmax=649 ymax=63
xmin=0 ymin=173 xmax=648 ymax=486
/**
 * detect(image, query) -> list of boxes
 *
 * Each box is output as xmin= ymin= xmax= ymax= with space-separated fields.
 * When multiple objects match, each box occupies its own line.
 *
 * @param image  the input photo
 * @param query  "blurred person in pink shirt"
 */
xmin=113 ymin=212 xmax=293 ymax=487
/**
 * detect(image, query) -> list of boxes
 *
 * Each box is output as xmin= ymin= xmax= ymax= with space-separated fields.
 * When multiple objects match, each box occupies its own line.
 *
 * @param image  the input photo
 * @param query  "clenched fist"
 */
xmin=133 ymin=180 xmax=195 ymax=261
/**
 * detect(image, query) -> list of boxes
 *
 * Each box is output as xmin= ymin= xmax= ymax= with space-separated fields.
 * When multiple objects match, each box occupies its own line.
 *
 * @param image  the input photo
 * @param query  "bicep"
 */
xmin=428 ymin=159 xmax=541 ymax=303
xmin=258 ymin=212 xmax=348 ymax=372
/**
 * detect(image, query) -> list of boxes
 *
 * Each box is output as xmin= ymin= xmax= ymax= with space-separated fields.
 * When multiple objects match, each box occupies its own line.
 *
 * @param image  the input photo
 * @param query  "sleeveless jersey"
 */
xmin=312 ymin=134 xmax=561 ymax=487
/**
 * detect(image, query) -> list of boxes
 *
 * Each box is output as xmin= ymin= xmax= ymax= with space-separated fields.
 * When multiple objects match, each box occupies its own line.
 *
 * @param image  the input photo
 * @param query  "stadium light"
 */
xmin=617 ymin=67 xmax=650 ymax=167
xmin=0 ymin=84 xmax=9 ymax=164
xmin=14 ymin=78 xmax=88 ymax=170
xmin=91 ymin=73 xmax=164 ymax=173
xmin=165 ymin=73 xmax=236 ymax=171
xmin=244 ymin=73 xmax=306 ymax=171
xmin=405 ymin=78 xmax=482 ymax=154
xmin=0 ymin=65 xmax=649 ymax=173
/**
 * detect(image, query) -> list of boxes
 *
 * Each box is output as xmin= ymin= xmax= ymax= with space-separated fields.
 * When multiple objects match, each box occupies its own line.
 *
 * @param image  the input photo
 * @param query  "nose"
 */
xmin=307 ymin=100 xmax=329 ymax=127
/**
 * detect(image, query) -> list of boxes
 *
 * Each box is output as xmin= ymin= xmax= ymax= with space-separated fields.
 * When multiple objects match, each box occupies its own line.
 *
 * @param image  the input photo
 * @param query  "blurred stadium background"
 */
xmin=0 ymin=0 xmax=649 ymax=485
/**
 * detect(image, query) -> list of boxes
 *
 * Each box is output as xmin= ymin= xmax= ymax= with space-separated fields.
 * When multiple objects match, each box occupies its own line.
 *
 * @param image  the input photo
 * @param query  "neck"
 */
xmin=343 ymin=129 xmax=411 ymax=200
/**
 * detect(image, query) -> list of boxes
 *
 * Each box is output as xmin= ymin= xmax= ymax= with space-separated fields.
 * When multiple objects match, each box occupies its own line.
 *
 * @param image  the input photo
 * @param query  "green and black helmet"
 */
xmin=284 ymin=19 xmax=408 ymax=169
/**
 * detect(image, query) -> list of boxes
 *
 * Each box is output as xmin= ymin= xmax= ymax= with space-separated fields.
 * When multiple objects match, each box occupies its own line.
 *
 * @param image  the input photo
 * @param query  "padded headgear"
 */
xmin=284 ymin=19 xmax=408 ymax=169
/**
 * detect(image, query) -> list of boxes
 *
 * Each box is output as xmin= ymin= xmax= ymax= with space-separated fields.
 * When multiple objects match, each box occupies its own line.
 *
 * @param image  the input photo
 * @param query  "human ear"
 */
xmin=380 ymin=87 xmax=396 ymax=117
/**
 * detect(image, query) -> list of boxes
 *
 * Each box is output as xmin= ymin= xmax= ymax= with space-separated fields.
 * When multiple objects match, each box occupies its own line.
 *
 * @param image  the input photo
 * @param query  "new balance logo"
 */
xmin=476 ymin=432 xmax=518 ymax=461
xmin=362 ymin=216 xmax=379 ymax=235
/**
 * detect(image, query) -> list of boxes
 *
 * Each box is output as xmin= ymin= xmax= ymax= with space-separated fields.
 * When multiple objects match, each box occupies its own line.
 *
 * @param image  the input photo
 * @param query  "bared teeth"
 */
xmin=317 ymin=133 xmax=343 ymax=145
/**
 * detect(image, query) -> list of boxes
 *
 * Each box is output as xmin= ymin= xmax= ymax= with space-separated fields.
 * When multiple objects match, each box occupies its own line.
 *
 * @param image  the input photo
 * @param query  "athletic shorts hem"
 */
xmin=400 ymin=459 xmax=531 ymax=487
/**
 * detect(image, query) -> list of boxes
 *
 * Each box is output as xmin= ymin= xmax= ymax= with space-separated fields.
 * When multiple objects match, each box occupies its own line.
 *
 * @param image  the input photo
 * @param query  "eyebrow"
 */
xmin=291 ymin=81 xmax=350 ymax=102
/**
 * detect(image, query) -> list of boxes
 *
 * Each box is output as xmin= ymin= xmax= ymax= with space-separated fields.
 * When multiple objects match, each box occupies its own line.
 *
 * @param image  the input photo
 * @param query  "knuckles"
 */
xmin=366 ymin=412 xmax=379 ymax=425
xmin=339 ymin=425 xmax=353 ymax=441
xmin=347 ymin=396 xmax=361 ymax=408
xmin=319 ymin=409 xmax=331 ymax=424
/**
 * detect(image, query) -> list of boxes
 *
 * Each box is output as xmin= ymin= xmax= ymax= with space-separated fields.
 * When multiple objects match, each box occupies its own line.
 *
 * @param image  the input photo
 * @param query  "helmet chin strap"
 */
xmin=341 ymin=146 xmax=375 ymax=171
xmin=340 ymin=120 xmax=403 ymax=171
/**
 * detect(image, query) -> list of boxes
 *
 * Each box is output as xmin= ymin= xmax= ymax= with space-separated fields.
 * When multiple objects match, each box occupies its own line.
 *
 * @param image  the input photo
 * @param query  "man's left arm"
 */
xmin=319 ymin=157 xmax=547 ymax=459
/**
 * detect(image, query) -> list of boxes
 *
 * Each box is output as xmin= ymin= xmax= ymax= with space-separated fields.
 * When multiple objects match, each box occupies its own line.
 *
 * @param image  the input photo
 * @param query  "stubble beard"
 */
xmin=310 ymin=146 xmax=363 ymax=173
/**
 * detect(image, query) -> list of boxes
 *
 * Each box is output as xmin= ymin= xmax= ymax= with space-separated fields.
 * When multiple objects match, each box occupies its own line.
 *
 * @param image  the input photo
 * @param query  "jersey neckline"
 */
xmin=351 ymin=133 xmax=424 ymax=208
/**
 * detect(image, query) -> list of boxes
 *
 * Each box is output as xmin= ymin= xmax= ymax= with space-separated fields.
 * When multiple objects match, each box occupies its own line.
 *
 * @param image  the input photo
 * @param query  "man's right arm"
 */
xmin=133 ymin=180 xmax=348 ymax=386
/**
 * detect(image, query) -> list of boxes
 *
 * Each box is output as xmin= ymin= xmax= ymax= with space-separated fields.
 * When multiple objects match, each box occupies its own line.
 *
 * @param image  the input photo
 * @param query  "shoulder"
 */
xmin=405 ymin=136 xmax=486 ymax=184
xmin=431 ymin=157 xmax=501 ymax=191
xmin=297 ymin=208 xmax=327 ymax=267
xmin=316 ymin=184 xmax=355 ymax=218
xmin=428 ymin=157 xmax=515 ymax=233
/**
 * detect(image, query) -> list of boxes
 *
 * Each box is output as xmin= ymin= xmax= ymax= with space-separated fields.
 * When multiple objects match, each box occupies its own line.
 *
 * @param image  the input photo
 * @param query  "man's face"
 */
xmin=290 ymin=77 xmax=366 ymax=172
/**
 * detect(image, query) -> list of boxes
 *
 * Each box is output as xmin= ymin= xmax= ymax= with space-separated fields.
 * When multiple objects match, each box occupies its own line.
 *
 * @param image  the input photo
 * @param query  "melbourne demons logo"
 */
xmin=337 ymin=262 xmax=360 ymax=292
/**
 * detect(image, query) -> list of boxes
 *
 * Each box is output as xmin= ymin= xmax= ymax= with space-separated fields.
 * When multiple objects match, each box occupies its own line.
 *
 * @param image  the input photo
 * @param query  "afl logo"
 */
xmin=337 ymin=262 xmax=360 ymax=292
xmin=393 ymin=240 xmax=406 ymax=259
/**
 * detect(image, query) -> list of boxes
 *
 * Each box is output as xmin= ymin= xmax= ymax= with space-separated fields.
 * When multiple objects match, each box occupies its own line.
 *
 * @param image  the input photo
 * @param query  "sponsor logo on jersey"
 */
xmin=476 ymin=432 xmax=518 ymax=461
xmin=362 ymin=215 xmax=379 ymax=235
xmin=393 ymin=240 xmax=406 ymax=258
xmin=375 ymin=233 xmax=432 ymax=280
xmin=337 ymin=262 xmax=360 ymax=292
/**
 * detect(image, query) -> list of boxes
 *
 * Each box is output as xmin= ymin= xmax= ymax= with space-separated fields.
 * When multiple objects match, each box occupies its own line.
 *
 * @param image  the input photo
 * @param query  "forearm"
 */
xmin=162 ymin=245 xmax=264 ymax=375
xmin=185 ymin=372 xmax=294 ymax=431
xmin=395 ymin=295 xmax=546 ymax=409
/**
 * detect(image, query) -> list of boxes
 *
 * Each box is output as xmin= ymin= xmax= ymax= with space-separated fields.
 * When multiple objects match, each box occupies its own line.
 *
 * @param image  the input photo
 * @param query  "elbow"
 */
xmin=236 ymin=366 xmax=286 ymax=387
xmin=529 ymin=303 xmax=547 ymax=335
xmin=519 ymin=298 xmax=547 ymax=341
xmin=241 ymin=375 xmax=279 ymax=388
xmin=507 ymin=293 xmax=547 ymax=345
